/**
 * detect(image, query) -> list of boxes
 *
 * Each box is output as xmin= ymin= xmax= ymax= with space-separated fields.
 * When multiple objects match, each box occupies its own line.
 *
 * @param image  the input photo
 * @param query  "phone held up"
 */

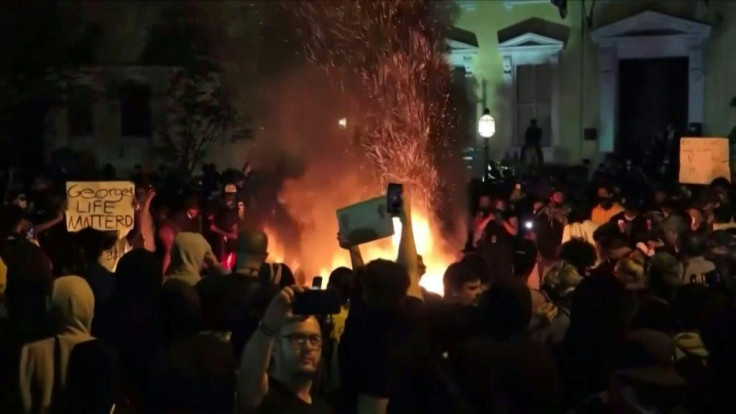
xmin=387 ymin=183 xmax=403 ymax=216
xmin=292 ymin=276 xmax=341 ymax=316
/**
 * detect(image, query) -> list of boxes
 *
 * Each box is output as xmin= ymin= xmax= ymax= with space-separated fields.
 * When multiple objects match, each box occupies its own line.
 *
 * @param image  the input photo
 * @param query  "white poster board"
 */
xmin=679 ymin=137 xmax=731 ymax=184
xmin=336 ymin=196 xmax=394 ymax=246
xmin=65 ymin=181 xmax=136 ymax=235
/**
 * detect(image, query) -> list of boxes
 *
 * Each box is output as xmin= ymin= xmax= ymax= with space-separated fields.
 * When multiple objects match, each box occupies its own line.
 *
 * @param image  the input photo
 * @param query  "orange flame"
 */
xmin=264 ymin=207 xmax=456 ymax=296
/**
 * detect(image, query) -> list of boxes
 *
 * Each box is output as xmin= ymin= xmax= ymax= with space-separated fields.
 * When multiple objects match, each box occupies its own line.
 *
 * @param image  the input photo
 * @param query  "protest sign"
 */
xmin=337 ymin=196 xmax=394 ymax=246
xmin=65 ymin=181 xmax=135 ymax=235
xmin=679 ymin=137 xmax=731 ymax=184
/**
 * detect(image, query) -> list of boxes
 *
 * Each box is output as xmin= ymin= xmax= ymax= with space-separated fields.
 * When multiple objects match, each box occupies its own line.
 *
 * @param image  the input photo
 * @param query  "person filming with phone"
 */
xmin=238 ymin=284 xmax=334 ymax=413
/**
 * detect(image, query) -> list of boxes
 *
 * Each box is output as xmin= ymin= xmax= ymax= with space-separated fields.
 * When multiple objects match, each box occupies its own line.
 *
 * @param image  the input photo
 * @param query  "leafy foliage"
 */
xmin=157 ymin=69 xmax=240 ymax=173
xmin=141 ymin=4 xmax=250 ymax=173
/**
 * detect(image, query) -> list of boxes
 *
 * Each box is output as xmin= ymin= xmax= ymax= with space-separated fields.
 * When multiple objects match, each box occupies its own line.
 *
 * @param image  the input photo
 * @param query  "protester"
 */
xmin=2 ymin=154 xmax=736 ymax=414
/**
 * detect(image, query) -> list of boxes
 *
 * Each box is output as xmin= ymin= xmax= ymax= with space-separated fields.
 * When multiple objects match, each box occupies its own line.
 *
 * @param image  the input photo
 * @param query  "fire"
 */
xmin=263 ymin=208 xmax=455 ymax=296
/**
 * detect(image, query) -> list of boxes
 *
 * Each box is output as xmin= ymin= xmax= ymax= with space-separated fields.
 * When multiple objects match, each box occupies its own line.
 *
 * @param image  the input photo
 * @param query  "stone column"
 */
xmin=597 ymin=43 xmax=618 ymax=153
xmin=550 ymin=53 xmax=560 ymax=147
xmin=687 ymin=37 xmax=705 ymax=126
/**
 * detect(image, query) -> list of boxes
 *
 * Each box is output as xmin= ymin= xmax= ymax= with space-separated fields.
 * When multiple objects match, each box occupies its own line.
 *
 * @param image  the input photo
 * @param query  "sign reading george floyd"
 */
xmin=65 ymin=181 xmax=135 ymax=233
xmin=679 ymin=137 xmax=731 ymax=185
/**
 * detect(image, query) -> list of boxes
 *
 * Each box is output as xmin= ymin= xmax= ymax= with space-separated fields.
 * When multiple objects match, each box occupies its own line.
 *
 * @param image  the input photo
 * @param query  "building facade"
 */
xmin=45 ymin=1 xmax=736 ymax=175
xmin=449 ymin=0 xmax=736 ymax=172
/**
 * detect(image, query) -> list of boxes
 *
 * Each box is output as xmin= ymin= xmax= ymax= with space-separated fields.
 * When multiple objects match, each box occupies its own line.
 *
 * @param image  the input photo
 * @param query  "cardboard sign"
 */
xmin=65 ymin=181 xmax=135 ymax=234
xmin=679 ymin=137 xmax=731 ymax=184
xmin=336 ymin=196 xmax=394 ymax=246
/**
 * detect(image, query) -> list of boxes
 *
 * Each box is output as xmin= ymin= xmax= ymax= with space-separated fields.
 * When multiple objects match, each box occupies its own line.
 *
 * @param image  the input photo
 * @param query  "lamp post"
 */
xmin=478 ymin=108 xmax=495 ymax=181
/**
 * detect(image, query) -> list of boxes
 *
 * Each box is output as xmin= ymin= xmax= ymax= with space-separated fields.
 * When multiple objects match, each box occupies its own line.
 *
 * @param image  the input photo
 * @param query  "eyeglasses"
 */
xmin=281 ymin=333 xmax=322 ymax=348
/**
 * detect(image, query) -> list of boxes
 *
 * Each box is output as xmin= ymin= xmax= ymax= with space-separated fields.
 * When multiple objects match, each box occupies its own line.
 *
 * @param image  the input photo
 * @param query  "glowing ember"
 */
xmin=264 ymin=206 xmax=456 ymax=295
xmin=255 ymin=1 xmax=461 ymax=297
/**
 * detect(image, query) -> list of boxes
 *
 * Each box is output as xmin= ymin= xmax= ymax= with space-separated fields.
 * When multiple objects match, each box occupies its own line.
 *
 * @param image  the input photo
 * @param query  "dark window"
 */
xmin=119 ymin=83 xmax=152 ymax=138
xmin=68 ymin=86 xmax=93 ymax=136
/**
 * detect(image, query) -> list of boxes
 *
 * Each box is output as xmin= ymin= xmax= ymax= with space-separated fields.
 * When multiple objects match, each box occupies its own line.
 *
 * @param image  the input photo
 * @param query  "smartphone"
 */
xmin=311 ymin=276 xmax=323 ymax=290
xmin=292 ymin=289 xmax=341 ymax=315
xmin=387 ymin=183 xmax=403 ymax=216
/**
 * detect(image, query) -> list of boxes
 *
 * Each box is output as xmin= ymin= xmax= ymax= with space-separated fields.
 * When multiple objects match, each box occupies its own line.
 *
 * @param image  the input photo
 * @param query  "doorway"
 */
xmin=617 ymin=57 xmax=689 ymax=162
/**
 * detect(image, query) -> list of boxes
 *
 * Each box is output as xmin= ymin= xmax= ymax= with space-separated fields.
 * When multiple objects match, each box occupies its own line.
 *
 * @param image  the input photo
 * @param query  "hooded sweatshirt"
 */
xmin=165 ymin=232 xmax=213 ymax=287
xmin=19 ymin=275 xmax=95 ymax=413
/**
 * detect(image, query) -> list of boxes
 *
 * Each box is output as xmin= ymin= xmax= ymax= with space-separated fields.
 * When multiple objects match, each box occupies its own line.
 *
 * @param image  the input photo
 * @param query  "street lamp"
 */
xmin=478 ymin=108 xmax=495 ymax=181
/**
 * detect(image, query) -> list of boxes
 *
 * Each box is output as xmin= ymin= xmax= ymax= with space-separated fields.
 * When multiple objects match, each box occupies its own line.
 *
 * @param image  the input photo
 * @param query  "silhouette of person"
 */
xmin=521 ymin=119 xmax=543 ymax=165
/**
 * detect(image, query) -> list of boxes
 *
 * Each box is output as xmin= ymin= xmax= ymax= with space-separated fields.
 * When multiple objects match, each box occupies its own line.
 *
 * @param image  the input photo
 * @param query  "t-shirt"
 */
xmin=256 ymin=378 xmax=333 ymax=414
xmin=172 ymin=211 xmax=202 ymax=234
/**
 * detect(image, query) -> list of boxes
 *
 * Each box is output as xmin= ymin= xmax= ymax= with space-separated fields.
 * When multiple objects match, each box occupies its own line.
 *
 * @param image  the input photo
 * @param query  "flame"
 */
xmin=263 ymin=208 xmax=455 ymax=296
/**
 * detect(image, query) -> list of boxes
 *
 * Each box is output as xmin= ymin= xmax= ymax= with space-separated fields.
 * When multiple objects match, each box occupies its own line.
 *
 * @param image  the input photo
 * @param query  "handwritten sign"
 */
xmin=65 ymin=181 xmax=135 ymax=234
xmin=337 ymin=196 xmax=394 ymax=246
xmin=679 ymin=137 xmax=731 ymax=184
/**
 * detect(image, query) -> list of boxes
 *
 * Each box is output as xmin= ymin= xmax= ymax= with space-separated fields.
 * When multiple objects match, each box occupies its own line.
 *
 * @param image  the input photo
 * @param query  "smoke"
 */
xmin=205 ymin=1 xmax=467 ymax=278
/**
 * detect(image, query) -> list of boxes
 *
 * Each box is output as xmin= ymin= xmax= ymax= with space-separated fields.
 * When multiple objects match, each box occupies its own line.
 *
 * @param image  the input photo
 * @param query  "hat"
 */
xmin=224 ymin=184 xmax=237 ymax=194
xmin=236 ymin=229 xmax=268 ymax=255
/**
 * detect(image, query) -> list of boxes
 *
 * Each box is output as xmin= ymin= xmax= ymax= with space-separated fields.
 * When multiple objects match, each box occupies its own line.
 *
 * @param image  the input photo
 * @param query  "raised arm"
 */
xmin=138 ymin=188 xmax=156 ymax=252
xmin=238 ymin=285 xmax=304 ymax=411
xmin=338 ymin=233 xmax=364 ymax=269
xmin=395 ymin=201 xmax=422 ymax=301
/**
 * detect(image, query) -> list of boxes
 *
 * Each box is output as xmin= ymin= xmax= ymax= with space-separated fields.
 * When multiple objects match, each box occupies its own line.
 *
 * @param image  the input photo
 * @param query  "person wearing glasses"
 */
xmin=238 ymin=285 xmax=333 ymax=413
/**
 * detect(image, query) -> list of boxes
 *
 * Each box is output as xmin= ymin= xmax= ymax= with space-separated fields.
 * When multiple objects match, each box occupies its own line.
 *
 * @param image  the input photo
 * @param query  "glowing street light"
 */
xmin=478 ymin=109 xmax=495 ymax=139
xmin=478 ymin=108 xmax=495 ymax=181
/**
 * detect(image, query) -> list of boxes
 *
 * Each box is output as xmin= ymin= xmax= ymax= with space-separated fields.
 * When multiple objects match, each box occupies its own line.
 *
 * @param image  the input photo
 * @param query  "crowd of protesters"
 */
xmin=0 ymin=156 xmax=735 ymax=413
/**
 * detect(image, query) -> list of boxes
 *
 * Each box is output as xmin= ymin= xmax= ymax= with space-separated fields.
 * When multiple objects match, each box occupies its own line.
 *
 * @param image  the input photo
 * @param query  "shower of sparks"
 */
xmin=291 ymin=0 xmax=455 ymax=208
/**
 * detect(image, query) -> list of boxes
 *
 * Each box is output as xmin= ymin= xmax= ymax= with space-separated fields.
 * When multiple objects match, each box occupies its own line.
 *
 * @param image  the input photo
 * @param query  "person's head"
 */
xmin=328 ymin=267 xmax=354 ymax=306
xmin=272 ymin=316 xmax=322 ymax=380
xmin=50 ymin=275 xmax=95 ymax=335
xmin=443 ymin=262 xmax=482 ymax=307
xmin=530 ymin=118 xmax=537 ymax=127
xmin=713 ymin=205 xmax=733 ymax=224
xmin=75 ymin=228 xmax=118 ymax=261
xmin=681 ymin=232 xmax=707 ymax=258
xmin=362 ymin=259 xmax=409 ymax=310
xmin=478 ymin=194 xmax=492 ymax=211
xmin=494 ymin=198 xmax=508 ymax=212
xmin=614 ymin=258 xmax=645 ymax=290
xmin=653 ymin=188 xmax=668 ymax=205
xmin=167 ymin=232 xmax=213 ymax=276
xmin=7 ymin=189 xmax=29 ymax=210
xmin=460 ymin=252 xmax=490 ymax=289
xmin=115 ymin=249 xmax=163 ymax=300
xmin=543 ymin=262 xmax=583 ymax=300
xmin=512 ymin=239 xmax=538 ymax=281
xmin=235 ymin=230 xmax=269 ymax=275
xmin=660 ymin=215 xmax=689 ymax=247
xmin=646 ymin=253 xmax=683 ymax=300
xmin=223 ymin=183 xmax=237 ymax=208
xmin=598 ymin=232 xmax=631 ymax=264
xmin=559 ymin=239 xmax=597 ymax=275
xmin=0 ymin=205 xmax=30 ymax=237
xmin=184 ymin=196 xmax=200 ymax=218
xmin=597 ymin=185 xmax=614 ymax=207
xmin=477 ymin=281 xmax=532 ymax=341
xmin=550 ymin=189 xmax=565 ymax=206
xmin=687 ymin=207 xmax=704 ymax=230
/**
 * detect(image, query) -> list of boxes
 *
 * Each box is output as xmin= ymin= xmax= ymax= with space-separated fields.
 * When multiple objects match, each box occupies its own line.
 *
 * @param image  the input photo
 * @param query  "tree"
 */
xmin=141 ymin=4 xmax=249 ymax=174
xmin=158 ymin=69 xmax=239 ymax=174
